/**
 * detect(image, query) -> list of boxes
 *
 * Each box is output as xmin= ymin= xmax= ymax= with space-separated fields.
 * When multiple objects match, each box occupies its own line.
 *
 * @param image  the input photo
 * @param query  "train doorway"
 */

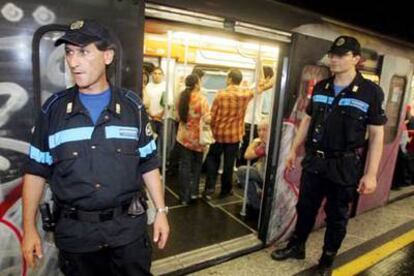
xmin=143 ymin=4 xmax=289 ymax=274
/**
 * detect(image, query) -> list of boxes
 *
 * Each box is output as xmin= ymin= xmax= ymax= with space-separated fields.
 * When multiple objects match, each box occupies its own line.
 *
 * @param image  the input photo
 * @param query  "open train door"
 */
xmin=355 ymin=55 xmax=413 ymax=215
xmin=260 ymin=33 xmax=332 ymax=244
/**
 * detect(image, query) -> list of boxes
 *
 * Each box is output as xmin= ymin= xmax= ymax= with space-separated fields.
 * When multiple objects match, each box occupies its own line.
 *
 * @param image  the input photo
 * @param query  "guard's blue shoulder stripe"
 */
xmin=49 ymin=127 xmax=94 ymax=149
xmin=338 ymin=98 xmax=369 ymax=112
xmin=105 ymin=126 xmax=139 ymax=140
xmin=124 ymin=90 xmax=143 ymax=109
xmin=313 ymin=95 xmax=334 ymax=105
xmin=29 ymin=145 xmax=53 ymax=165
xmin=41 ymin=90 xmax=68 ymax=114
xmin=138 ymin=140 xmax=157 ymax=158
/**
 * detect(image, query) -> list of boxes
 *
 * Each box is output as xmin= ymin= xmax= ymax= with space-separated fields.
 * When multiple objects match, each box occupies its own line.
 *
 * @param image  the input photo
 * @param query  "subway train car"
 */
xmin=1 ymin=0 xmax=414 ymax=275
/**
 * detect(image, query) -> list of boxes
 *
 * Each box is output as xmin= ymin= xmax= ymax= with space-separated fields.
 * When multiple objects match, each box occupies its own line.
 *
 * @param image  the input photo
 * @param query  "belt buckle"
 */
xmin=316 ymin=150 xmax=325 ymax=159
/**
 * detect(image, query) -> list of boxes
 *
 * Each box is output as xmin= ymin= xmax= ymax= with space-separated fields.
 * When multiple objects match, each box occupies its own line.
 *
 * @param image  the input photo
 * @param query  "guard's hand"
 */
xmin=153 ymin=213 xmax=169 ymax=249
xmin=357 ymin=174 xmax=377 ymax=194
xmin=285 ymin=150 xmax=297 ymax=171
xmin=22 ymin=228 xmax=43 ymax=268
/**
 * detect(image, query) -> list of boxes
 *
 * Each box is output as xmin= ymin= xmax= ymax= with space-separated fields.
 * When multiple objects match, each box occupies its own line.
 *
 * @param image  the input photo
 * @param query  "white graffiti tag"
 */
xmin=1 ymin=3 xmax=24 ymax=22
xmin=0 ymin=83 xmax=29 ymax=127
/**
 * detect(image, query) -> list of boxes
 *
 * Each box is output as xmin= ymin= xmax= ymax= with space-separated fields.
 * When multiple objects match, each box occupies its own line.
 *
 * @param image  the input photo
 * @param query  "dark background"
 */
xmin=277 ymin=0 xmax=414 ymax=44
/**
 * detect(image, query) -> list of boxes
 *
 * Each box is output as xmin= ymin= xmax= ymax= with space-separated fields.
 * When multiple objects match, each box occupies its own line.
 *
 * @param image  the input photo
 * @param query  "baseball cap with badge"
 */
xmin=328 ymin=36 xmax=361 ymax=56
xmin=55 ymin=19 xmax=112 ymax=47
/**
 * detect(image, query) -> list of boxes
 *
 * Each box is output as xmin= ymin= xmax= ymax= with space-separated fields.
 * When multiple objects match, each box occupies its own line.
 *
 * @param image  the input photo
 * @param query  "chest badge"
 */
xmin=336 ymin=37 xmax=346 ymax=46
xmin=66 ymin=102 xmax=73 ymax=113
xmin=352 ymin=85 xmax=359 ymax=93
xmin=70 ymin=20 xmax=84 ymax=30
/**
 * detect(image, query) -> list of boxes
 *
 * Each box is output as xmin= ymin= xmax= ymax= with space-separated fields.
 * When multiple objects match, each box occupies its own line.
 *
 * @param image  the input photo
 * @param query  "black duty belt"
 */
xmin=313 ymin=150 xmax=357 ymax=159
xmin=60 ymin=202 xmax=130 ymax=223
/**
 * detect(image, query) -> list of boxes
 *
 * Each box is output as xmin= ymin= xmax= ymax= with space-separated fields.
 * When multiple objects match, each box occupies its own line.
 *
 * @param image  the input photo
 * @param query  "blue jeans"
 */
xmin=236 ymin=166 xmax=263 ymax=210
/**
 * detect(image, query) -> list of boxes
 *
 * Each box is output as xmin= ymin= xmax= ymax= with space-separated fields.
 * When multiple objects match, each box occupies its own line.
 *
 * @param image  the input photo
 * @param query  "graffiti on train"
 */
xmin=0 ymin=2 xmax=61 ymax=275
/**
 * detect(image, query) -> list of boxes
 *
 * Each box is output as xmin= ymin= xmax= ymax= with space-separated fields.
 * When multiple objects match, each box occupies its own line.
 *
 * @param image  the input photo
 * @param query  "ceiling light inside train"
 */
xmin=172 ymin=31 xmax=279 ymax=57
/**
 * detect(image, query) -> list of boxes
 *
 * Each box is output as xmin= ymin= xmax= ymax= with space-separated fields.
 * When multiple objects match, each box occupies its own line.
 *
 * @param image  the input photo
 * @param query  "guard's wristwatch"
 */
xmin=156 ymin=206 xmax=169 ymax=214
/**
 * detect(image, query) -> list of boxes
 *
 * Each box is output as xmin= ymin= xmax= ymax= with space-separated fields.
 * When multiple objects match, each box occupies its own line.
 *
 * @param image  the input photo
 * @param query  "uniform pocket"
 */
xmin=334 ymin=155 xmax=362 ymax=186
xmin=51 ymin=146 xmax=83 ymax=177
xmin=342 ymin=109 xmax=366 ymax=145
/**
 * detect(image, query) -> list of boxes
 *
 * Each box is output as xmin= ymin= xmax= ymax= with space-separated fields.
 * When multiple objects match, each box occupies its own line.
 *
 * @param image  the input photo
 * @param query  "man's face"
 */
xmin=65 ymin=43 xmax=114 ymax=92
xmin=152 ymin=69 xmax=163 ymax=84
xmin=328 ymin=51 xmax=360 ymax=74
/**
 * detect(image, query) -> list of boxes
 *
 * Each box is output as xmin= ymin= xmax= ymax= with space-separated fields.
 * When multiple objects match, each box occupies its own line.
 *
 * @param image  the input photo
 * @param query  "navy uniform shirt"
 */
xmin=305 ymin=72 xmax=387 ymax=152
xmin=25 ymin=85 xmax=160 ymax=252
xmin=302 ymin=72 xmax=387 ymax=186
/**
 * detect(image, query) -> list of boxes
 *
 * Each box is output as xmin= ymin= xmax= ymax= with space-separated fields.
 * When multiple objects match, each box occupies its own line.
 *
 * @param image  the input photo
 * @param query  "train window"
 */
xmin=384 ymin=75 xmax=406 ymax=144
xmin=38 ymin=30 xmax=73 ymax=104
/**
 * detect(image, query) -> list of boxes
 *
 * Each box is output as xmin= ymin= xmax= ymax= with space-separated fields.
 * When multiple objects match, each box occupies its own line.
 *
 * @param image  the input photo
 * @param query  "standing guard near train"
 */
xmin=271 ymin=36 xmax=387 ymax=275
xmin=21 ymin=19 xmax=169 ymax=276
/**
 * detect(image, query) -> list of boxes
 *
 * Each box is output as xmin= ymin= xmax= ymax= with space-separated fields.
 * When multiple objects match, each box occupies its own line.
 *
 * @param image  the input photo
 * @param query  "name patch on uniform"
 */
xmin=105 ymin=126 xmax=139 ymax=140
xmin=338 ymin=98 xmax=369 ymax=112
xmin=313 ymin=95 xmax=334 ymax=105
xmin=49 ymin=127 xmax=94 ymax=149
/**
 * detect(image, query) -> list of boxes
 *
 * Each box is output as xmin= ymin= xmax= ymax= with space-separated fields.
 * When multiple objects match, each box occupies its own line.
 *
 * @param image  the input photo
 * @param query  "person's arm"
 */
xmin=135 ymin=94 xmax=169 ymax=249
xmin=22 ymin=101 xmax=54 ymax=268
xmin=257 ymin=77 xmax=275 ymax=93
xmin=244 ymin=138 xmax=265 ymax=160
xmin=285 ymin=114 xmax=312 ymax=170
xmin=357 ymin=125 xmax=384 ymax=194
xmin=142 ymin=169 xmax=169 ymax=249
xmin=210 ymin=94 xmax=220 ymax=129
xmin=22 ymin=174 xmax=46 ymax=268
xmin=201 ymin=96 xmax=211 ymax=124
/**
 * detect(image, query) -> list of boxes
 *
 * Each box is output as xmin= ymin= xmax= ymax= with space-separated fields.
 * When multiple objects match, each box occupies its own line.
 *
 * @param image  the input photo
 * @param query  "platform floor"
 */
xmin=194 ymin=195 xmax=414 ymax=276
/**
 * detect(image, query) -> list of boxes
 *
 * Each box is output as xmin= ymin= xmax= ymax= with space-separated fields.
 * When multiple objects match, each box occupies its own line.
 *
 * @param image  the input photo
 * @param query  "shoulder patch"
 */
xmin=145 ymin=122 xmax=153 ymax=137
xmin=41 ymin=90 xmax=69 ymax=114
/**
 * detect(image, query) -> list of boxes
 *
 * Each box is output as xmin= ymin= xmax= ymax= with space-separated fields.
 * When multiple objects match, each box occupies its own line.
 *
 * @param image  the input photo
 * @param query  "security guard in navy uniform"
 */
xmin=271 ymin=36 xmax=386 ymax=275
xmin=21 ymin=19 xmax=169 ymax=276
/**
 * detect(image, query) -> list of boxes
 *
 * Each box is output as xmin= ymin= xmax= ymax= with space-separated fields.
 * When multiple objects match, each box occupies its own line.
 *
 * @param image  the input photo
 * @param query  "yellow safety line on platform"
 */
xmin=333 ymin=229 xmax=414 ymax=276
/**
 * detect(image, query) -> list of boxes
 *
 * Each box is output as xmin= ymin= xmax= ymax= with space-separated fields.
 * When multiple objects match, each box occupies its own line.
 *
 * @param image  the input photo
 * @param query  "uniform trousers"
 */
xmin=58 ymin=233 xmax=152 ymax=276
xmin=292 ymin=170 xmax=357 ymax=253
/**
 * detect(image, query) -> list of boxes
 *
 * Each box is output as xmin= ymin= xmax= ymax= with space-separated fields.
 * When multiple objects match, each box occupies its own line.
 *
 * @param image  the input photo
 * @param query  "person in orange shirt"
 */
xmin=203 ymin=69 xmax=271 ymax=199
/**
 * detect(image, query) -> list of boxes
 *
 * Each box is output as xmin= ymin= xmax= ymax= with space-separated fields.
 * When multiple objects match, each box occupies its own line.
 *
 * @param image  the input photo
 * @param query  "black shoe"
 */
xmin=316 ymin=251 xmax=336 ymax=276
xmin=271 ymin=243 xmax=305 ymax=261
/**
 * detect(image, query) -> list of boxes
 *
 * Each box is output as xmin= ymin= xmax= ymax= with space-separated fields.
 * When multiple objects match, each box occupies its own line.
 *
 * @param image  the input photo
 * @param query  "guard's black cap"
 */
xmin=328 ymin=36 xmax=361 ymax=56
xmin=55 ymin=19 xmax=112 ymax=47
